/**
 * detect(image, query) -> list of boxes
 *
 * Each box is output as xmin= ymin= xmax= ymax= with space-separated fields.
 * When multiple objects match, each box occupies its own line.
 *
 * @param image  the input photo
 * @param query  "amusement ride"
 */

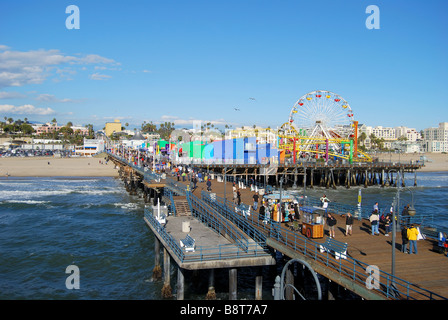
xmin=277 ymin=90 xmax=372 ymax=163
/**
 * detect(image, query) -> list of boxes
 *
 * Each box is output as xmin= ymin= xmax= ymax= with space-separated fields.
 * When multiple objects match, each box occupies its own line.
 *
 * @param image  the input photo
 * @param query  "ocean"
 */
xmin=0 ymin=171 xmax=447 ymax=300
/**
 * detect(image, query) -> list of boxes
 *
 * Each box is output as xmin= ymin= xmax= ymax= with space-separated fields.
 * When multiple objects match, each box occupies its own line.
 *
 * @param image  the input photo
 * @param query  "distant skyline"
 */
xmin=0 ymin=0 xmax=447 ymax=131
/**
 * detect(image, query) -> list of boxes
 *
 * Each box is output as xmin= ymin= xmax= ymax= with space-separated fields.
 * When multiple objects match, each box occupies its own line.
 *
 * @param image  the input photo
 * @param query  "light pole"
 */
xmin=224 ymin=166 xmax=227 ymax=206
xmin=391 ymin=169 xmax=417 ymax=278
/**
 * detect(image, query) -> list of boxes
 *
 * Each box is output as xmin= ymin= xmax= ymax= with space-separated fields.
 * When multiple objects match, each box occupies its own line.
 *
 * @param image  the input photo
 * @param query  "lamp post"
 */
xmin=224 ymin=166 xmax=227 ymax=206
xmin=391 ymin=169 xmax=417 ymax=278
xmin=390 ymin=169 xmax=401 ymax=278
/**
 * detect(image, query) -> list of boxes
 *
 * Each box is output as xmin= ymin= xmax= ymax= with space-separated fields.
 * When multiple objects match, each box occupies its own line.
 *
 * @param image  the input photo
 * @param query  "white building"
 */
xmin=423 ymin=122 xmax=448 ymax=153
xmin=74 ymin=138 xmax=105 ymax=156
xmin=358 ymin=124 xmax=422 ymax=152
xmin=395 ymin=126 xmax=421 ymax=142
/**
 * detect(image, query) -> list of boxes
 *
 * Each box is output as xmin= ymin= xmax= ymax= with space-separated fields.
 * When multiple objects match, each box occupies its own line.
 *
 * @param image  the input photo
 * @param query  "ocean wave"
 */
xmin=2 ymin=200 xmax=51 ymax=205
xmin=0 ymin=188 xmax=120 ymax=201
xmin=113 ymin=203 xmax=139 ymax=211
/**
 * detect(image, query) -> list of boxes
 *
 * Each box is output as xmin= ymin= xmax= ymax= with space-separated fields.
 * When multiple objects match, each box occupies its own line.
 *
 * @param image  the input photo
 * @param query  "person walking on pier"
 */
xmin=259 ymin=202 xmax=266 ymax=222
xmin=192 ymin=176 xmax=197 ymax=190
xmin=401 ymin=225 xmax=409 ymax=253
xmin=206 ymin=179 xmax=212 ymax=192
xmin=384 ymin=214 xmax=391 ymax=236
xmin=407 ymin=224 xmax=419 ymax=254
xmin=320 ymin=194 xmax=329 ymax=206
xmin=401 ymin=205 xmax=410 ymax=226
xmin=370 ymin=210 xmax=380 ymax=235
xmin=345 ymin=212 xmax=353 ymax=236
xmin=252 ymin=192 xmax=259 ymax=211
xmin=322 ymin=199 xmax=329 ymax=214
xmin=327 ymin=213 xmax=337 ymax=238
xmin=237 ymin=189 xmax=241 ymax=206
xmin=233 ymin=184 xmax=237 ymax=204
xmin=293 ymin=201 xmax=300 ymax=221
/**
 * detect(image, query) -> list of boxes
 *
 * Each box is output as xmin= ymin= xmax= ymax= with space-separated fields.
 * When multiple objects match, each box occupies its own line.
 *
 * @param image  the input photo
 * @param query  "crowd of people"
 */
xmin=368 ymin=202 xmax=421 ymax=254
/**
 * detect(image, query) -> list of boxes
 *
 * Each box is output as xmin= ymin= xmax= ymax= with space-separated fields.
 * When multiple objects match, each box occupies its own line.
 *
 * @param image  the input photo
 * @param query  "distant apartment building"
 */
xmin=32 ymin=123 xmax=88 ymax=136
xmin=358 ymin=124 xmax=421 ymax=152
xmin=423 ymin=122 xmax=448 ymax=153
xmin=32 ymin=123 xmax=61 ymax=135
xmin=395 ymin=126 xmax=421 ymax=142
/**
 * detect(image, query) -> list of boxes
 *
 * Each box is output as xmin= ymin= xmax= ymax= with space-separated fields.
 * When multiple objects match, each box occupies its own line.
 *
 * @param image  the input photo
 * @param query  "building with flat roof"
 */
xmin=423 ymin=122 xmax=448 ymax=153
xmin=105 ymin=119 xmax=122 ymax=137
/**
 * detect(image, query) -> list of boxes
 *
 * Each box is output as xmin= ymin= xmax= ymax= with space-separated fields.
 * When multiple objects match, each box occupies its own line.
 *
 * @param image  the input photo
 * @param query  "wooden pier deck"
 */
xmin=173 ymin=172 xmax=448 ymax=300
xmin=109 ymin=154 xmax=446 ymax=300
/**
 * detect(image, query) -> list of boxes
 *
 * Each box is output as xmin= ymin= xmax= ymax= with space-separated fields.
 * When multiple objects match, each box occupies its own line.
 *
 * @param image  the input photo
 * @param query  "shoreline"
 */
xmin=374 ymin=152 xmax=448 ymax=172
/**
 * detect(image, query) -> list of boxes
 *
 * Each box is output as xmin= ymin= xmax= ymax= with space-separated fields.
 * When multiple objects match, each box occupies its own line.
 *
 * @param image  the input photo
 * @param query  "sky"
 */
xmin=0 ymin=0 xmax=447 ymax=131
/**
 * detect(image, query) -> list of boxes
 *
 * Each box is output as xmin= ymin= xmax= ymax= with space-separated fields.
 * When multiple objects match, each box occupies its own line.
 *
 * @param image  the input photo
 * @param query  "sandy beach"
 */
xmin=374 ymin=152 xmax=448 ymax=172
xmin=0 ymin=156 xmax=119 ymax=177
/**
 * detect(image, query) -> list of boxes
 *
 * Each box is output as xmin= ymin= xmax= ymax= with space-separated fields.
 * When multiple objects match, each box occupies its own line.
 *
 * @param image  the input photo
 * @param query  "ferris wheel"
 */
xmin=287 ymin=90 xmax=356 ymax=152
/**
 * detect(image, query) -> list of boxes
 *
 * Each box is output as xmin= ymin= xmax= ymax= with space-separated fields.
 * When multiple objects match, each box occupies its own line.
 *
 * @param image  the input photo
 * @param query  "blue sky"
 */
xmin=0 ymin=0 xmax=446 ymax=131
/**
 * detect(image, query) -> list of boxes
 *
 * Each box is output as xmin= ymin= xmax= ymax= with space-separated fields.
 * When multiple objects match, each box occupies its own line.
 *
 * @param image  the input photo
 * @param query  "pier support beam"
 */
xmin=285 ymin=267 xmax=294 ymax=300
xmin=152 ymin=238 xmax=162 ymax=281
xmin=229 ymin=268 xmax=237 ymax=300
xmin=206 ymin=269 xmax=216 ymax=300
xmin=255 ymin=267 xmax=263 ymax=300
xmin=162 ymin=248 xmax=172 ymax=298
xmin=177 ymin=267 xmax=185 ymax=300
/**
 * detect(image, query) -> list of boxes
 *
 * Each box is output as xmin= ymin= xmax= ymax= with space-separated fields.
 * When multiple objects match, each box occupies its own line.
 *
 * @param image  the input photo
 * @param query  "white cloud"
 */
xmin=0 ymin=45 xmax=119 ymax=88
xmin=89 ymin=73 xmax=112 ymax=81
xmin=0 ymin=104 xmax=55 ymax=115
xmin=77 ymin=54 xmax=119 ymax=65
xmin=36 ymin=93 xmax=75 ymax=103
xmin=0 ymin=91 xmax=27 ymax=99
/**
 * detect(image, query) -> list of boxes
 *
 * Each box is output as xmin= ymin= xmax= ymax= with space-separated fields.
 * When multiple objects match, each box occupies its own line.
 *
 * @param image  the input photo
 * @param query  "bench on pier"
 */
xmin=319 ymin=237 xmax=348 ymax=260
xmin=180 ymin=234 xmax=196 ymax=252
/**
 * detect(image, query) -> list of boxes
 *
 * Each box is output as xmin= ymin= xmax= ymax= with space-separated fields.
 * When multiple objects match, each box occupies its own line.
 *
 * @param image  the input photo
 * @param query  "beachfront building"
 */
xmin=358 ymin=124 xmax=422 ymax=152
xmin=122 ymin=131 xmax=147 ymax=149
xmin=73 ymin=138 xmax=105 ymax=156
xmin=105 ymin=119 xmax=122 ymax=137
xmin=32 ymin=123 xmax=61 ymax=135
xmin=31 ymin=123 xmax=89 ymax=136
xmin=422 ymin=122 xmax=448 ymax=153
xmin=395 ymin=126 xmax=421 ymax=142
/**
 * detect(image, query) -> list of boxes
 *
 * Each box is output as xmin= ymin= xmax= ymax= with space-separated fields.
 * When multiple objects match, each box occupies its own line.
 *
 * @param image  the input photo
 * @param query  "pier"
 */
xmin=188 ymin=161 xmax=423 ymax=189
xmin=108 ymin=153 xmax=447 ymax=300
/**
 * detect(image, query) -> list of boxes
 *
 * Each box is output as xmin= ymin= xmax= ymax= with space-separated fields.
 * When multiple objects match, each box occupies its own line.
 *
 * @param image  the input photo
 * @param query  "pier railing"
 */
xmin=144 ymin=205 xmax=269 ymax=264
xmin=186 ymin=191 xmax=251 ymax=252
